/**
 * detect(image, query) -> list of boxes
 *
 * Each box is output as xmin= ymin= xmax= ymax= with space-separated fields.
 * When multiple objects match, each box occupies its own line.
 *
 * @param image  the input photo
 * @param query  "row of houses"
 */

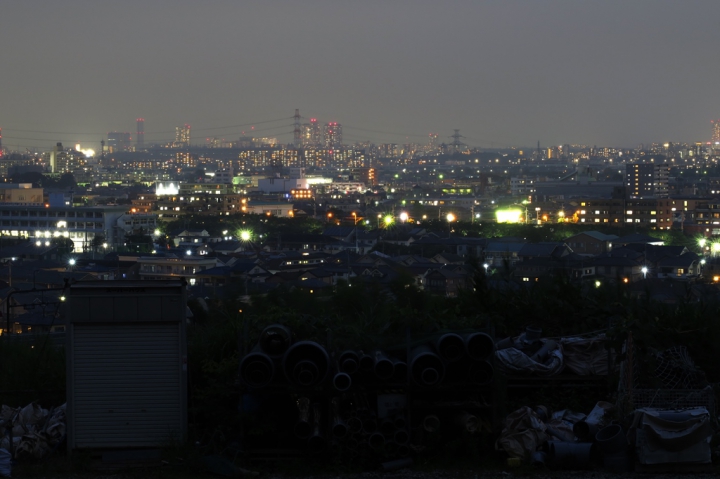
xmin=0 ymin=227 xmax=714 ymax=335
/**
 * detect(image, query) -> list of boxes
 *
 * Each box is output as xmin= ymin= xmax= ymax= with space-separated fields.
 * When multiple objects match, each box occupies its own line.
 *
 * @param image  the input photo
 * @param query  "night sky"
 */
xmin=1 ymin=1 xmax=719 ymax=150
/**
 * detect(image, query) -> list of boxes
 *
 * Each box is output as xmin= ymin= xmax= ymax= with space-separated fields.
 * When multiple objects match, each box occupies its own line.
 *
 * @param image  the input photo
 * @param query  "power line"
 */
xmin=2 ymin=117 xmax=292 ymax=137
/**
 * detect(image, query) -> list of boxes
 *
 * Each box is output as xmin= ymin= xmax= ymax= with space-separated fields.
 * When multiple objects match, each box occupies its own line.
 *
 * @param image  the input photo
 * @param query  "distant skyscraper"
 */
xmin=712 ymin=120 xmax=720 ymax=144
xmin=0 ymin=127 xmax=3 ymax=157
xmin=136 ymin=118 xmax=145 ymax=149
xmin=301 ymin=118 xmax=322 ymax=147
xmin=107 ymin=132 xmax=132 ymax=152
xmin=310 ymin=118 xmax=321 ymax=146
xmin=324 ymin=122 xmax=342 ymax=148
xmin=175 ymin=124 xmax=190 ymax=147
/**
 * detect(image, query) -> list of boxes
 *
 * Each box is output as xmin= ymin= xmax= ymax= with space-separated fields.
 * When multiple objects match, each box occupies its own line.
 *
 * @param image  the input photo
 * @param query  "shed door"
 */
xmin=71 ymin=322 xmax=182 ymax=448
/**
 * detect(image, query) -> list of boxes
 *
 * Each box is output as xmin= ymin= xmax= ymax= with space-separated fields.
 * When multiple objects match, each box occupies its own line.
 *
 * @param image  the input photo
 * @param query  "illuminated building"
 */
xmin=625 ymin=162 xmax=669 ymax=199
xmin=301 ymin=118 xmax=322 ymax=147
xmin=712 ymin=120 xmax=720 ymax=144
xmin=175 ymin=124 xmax=191 ymax=147
xmin=575 ymin=198 xmax=677 ymax=228
xmin=175 ymin=152 xmax=197 ymax=168
xmin=235 ymin=146 xmax=366 ymax=170
xmin=324 ymin=122 xmax=342 ymax=148
xmin=0 ymin=204 xmax=156 ymax=252
xmin=107 ymin=132 xmax=132 ymax=152
xmin=346 ymin=167 xmax=376 ymax=187
xmin=136 ymin=118 xmax=145 ymax=150
xmin=290 ymin=188 xmax=313 ymax=200
xmin=44 ymin=143 xmax=86 ymax=174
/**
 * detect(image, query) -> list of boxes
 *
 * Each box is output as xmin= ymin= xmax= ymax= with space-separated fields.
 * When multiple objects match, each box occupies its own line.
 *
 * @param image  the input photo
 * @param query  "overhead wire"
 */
xmin=2 ymin=114 xmax=516 ymax=150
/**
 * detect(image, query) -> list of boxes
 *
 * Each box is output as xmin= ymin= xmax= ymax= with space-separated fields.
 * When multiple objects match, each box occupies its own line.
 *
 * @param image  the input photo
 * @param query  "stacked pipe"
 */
xmin=239 ymin=327 xmax=496 ymax=464
xmin=436 ymin=331 xmax=495 ymax=386
xmin=240 ymin=326 xmax=495 ymax=389
xmin=240 ymin=324 xmax=338 ymax=390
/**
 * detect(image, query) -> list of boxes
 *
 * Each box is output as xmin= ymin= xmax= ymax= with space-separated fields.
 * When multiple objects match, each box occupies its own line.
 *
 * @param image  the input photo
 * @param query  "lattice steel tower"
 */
xmin=293 ymin=109 xmax=302 ymax=147
xmin=450 ymin=129 xmax=465 ymax=153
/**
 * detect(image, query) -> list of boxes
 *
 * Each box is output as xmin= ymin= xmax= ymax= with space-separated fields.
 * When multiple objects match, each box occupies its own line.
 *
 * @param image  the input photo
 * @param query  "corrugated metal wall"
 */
xmin=71 ymin=323 xmax=183 ymax=448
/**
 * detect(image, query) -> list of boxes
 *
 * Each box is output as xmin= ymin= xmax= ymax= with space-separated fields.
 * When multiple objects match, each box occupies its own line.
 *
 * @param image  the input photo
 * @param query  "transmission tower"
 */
xmin=450 ymin=129 xmax=465 ymax=153
xmin=293 ymin=109 xmax=301 ymax=147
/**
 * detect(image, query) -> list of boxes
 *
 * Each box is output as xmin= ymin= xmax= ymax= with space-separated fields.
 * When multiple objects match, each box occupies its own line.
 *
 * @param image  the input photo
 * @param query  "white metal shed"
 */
xmin=66 ymin=280 xmax=187 ymax=451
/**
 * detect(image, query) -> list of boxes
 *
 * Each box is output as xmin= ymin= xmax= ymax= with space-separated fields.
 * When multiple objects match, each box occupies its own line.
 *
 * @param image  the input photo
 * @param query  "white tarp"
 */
xmin=560 ymin=335 xmax=609 ymax=375
xmin=495 ymin=339 xmax=564 ymax=376
xmin=629 ymin=408 xmax=712 ymax=465
xmin=0 ymin=403 xmax=66 ymax=461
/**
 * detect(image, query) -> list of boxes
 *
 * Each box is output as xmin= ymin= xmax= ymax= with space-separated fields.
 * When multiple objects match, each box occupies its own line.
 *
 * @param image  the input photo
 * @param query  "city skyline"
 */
xmin=1 ymin=1 xmax=720 ymax=150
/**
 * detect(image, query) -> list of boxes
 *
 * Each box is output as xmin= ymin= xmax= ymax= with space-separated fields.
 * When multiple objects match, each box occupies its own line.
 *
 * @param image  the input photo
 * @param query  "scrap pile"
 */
xmin=0 ymin=402 xmax=66 ymax=461
xmin=494 ymin=340 xmax=716 ymax=473
xmin=494 ymin=327 xmax=608 ymax=376
xmin=496 ymin=401 xmax=633 ymax=471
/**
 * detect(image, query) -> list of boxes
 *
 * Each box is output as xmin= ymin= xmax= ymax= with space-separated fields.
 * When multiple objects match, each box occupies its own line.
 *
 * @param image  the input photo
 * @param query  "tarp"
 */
xmin=496 ymin=406 xmax=547 ymax=460
xmin=629 ymin=408 xmax=711 ymax=465
xmin=0 ymin=403 xmax=65 ymax=460
xmin=495 ymin=339 xmax=563 ymax=376
xmin=560 ymin=335 xmax=609 ymax=375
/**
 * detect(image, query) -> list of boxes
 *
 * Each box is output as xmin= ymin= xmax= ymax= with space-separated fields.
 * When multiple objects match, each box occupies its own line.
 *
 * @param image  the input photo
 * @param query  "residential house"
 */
xmin=564 ymin=231 xmax=617 ymax=256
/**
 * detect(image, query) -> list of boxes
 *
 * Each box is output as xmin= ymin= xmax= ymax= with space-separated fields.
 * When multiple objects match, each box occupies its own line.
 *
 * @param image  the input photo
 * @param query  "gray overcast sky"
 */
xmin=2 ymin=1 xmax=720 ymax=151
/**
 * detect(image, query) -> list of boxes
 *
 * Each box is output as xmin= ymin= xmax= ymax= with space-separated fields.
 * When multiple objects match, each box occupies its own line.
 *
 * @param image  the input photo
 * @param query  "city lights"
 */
xmin=239 ymin=230 xmax=252 ymax=242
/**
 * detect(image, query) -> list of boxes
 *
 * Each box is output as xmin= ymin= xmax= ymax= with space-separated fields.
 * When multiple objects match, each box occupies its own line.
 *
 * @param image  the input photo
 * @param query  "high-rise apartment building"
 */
xmin=136 ymin=118 xmax=145 ymax=149
xmin=712 ymin=120 xmax=720 ymax=144
xmin=324 ymin=122 xmax=342 ymax=148
xmin=301 ymin=118 xmax=322 ymax=147
xmin=45 ymin=142 xmax=87 ymax=173
xmin=175 ymin=124 xmax=191 ymax=147
xmin=625 ymin=162 xmax=669 ymax=199
xmin=107 ymin=132 xmax=132 ymax=152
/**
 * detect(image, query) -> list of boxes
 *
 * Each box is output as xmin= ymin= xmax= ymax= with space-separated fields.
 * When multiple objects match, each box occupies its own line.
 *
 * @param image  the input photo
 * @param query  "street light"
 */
xmin=399 ymin=212 xmax=409 ymax=223
xmin=483 ymin=263 xmax=489 ymax=274
xmin=68 ymin=258 xmax=76 ymax=272
xmin=641 ymin=266 xmax=648 ymax=279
